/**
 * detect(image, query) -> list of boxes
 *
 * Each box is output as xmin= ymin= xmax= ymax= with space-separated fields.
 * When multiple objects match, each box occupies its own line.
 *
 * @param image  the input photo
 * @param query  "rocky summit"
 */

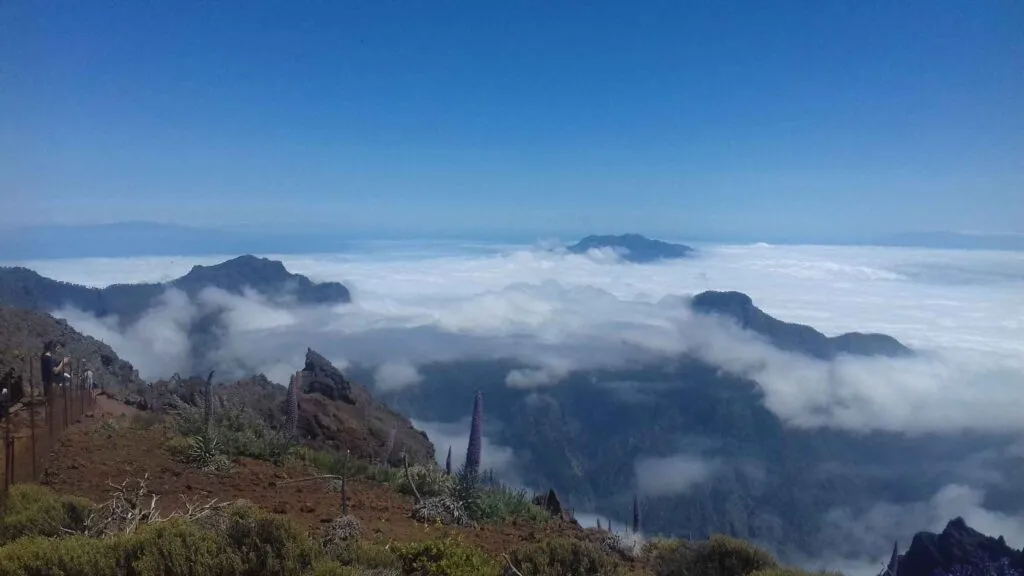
xmin=888 ymin=517 xmax=1024 ymax=576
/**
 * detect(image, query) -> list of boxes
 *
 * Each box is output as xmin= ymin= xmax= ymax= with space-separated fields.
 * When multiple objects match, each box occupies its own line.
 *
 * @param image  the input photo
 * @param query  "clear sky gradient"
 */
xmin=2 ymin=1 xmax=1021 ymax=241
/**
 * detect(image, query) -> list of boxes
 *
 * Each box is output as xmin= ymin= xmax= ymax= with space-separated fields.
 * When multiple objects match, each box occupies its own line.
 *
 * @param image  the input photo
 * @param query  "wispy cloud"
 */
xmin=635 ymin=453 xmax=720 ymax=497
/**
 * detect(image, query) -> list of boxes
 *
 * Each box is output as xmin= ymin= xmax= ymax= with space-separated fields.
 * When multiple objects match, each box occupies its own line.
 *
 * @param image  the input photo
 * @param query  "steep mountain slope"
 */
xmin=0 ymin=254 xmax=351 ymax=326
xmin=0 ymin=305 xmax=138 ymax=404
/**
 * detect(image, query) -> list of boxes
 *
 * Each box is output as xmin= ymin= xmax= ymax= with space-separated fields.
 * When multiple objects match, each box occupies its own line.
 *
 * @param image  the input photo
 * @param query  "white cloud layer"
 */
xmin=9 ymin=242 xmax=1024 ymax=435
xmin=635 ymin=453 xmax=720 ymax=497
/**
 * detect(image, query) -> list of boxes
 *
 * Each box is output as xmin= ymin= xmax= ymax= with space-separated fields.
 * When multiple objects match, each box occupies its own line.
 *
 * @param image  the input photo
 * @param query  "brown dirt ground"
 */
xmin=38 ymin=409 xmax=595 ymax=558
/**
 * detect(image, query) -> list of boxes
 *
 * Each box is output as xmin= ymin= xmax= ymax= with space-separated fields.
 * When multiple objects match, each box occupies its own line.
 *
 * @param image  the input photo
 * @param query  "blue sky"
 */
xmin=2 ymin=1 xmax=1021 ymax=242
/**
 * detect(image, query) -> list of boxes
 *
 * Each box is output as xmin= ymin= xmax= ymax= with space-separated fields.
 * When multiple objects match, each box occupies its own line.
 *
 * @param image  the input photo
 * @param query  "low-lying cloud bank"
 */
xmin=30 ymin=242 xmax=1024 ymax=437
xmin=801 ymin=483 xmax=1024 ymax=576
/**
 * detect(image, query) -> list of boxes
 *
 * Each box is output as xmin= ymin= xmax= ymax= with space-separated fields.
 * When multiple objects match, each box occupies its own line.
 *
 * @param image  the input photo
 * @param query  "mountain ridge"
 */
xmin=566 ymin=234 xmax=695 ymax=263
xmin=691 ymin=290 xmax=913 ymax=359
xmin=0 ymin=254 xmax=351 ymax=327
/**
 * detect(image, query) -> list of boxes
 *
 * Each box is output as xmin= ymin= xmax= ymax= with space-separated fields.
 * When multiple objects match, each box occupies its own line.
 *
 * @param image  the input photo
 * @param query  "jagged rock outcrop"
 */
xmin=303 ymin=348 xmax=355 ymax=404
xmin=691 ymin=290 xmax=913 ymax=359
xmin=533 ymin=489 xmax=564 ymax=517
xmin=147 ymin=349 xmax=435 ymax=466
xmin=891 ymin=517 xmax=1024 ymax=576
xmin=293 ymin=348 xmax=435 ymax=465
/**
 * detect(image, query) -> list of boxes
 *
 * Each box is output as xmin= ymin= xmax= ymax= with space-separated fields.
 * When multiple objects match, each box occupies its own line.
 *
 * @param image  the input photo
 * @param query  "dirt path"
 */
xmin=91 ymin=393 xmax=141 ymax=419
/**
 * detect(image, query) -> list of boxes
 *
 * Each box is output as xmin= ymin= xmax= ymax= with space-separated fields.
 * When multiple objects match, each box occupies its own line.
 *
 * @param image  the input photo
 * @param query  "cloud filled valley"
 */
xmin=7 ymin=241 xmax=1024 ymax=569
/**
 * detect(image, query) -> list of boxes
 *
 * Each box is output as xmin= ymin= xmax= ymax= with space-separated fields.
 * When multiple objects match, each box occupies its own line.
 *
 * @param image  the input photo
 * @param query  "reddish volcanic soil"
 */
xmin=37 ymin=403 xmax=587 ymax=557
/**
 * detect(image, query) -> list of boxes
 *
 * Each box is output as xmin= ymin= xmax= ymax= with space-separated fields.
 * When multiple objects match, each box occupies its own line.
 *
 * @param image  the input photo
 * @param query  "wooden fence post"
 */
xmin=27 ymin=357 xmax=37 ymax=480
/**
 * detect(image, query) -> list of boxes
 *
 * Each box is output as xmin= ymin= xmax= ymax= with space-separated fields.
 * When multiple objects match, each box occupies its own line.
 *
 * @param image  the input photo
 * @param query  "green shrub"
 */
xmin=649 ymin=535 xmax=779 ymax=576
xmin=505 ymin=537 xmax=629 ymax=576
xmin=645 ymin=538 xmax=693 ymax=576
xmin=0 ymin=501 xmax=323 ymax=576
xmin=393 ymin=464 xmax=453 ymax=499
xmin=170 ymin=398 xmax=294 ymax=466
xmin=452 ymin=467 xmax=482 ymax=521
xmin=0 ymin=484 xmax=94 ymax=545
xmin=297 ymin=448 xmax=401 ymax=485
xmin=392 ymin=535 xmax=499 ymax=576
xmin=750 ymin=570 xmax=842 ymax=576
xmin=119 ymin=519 xmax=243 ymax=576
xmin=164 ymin=435 xmax=192 ymax=459
xmin=220 ymin=501 xmax=317 ymax=576
xmin=325 ymin=540 xmax=401 ymax=570
xmin=475 ymin=485 xmax=549 ymax=525
xmin=310 ymin=561 xmax=401 ymax=576
xmin=0 ymin=534 xmax=120 ymax=576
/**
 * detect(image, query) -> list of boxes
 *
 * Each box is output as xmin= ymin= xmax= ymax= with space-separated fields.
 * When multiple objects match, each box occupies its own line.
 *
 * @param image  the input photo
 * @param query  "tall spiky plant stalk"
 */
xmin=465 ymin=390 xmax=483 ymax=476
xmin=341 ymin=450 xmax=351 ymax=515
xmin=445 ymin=446 xmax=452 ymax=476
xmin=632 ymin=493 xmax=641 ymax=534
xmin=383 ymin=425 xmax=397 ymax=465
xmin=886 ymin=541 xmax=900 ymax=576
xmin=285 ymin=371 xmax=299 ymax=441
xmin=203 ymin=370 xmax=215 ymax=433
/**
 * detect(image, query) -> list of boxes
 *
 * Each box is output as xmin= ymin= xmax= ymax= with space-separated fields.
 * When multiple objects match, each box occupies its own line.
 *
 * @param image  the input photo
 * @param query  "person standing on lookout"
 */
xmin=40 ymin=340 xmax=70 ymax=398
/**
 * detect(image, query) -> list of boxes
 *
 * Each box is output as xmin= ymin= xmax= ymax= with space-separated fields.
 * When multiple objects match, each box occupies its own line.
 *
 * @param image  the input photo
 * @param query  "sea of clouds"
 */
xmin=17 ymin=242 xmax=1024 ymax=433
xmin=7 ymin=241 xmax=1024 ymax=567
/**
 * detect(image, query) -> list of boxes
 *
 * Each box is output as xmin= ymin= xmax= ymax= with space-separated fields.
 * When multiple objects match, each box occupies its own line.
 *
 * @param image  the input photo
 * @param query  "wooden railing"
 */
xmin=0 ymin=359 xmax=98 ymax=516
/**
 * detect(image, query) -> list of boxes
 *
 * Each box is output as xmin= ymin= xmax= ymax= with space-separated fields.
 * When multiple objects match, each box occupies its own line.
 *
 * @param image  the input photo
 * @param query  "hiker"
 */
xmin=40 ymin=340 xmax=70 ymax=398
xmin=83 ymin=367 xmax=95 ymax=391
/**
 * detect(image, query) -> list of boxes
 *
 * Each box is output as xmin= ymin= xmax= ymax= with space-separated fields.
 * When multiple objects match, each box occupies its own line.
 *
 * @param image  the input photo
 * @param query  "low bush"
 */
xmin=475 ymin=485 xmax=549 ymax=525
xmin=310 ymin=563 xmax=401 ymax=576
xmin=169 ymin=397 xmax=294 ymax=467
xmin=647 ymin=535 xmax=779 ymax=576
xmin=0 ymin=534 xmax=121 ymax=576
xmin=0 ymin=484 xmax=94 ymax=545
xmin=0 ymin=499 xmax=318 ymax=576
xmin=325 ymin=539 xmax=401 ymax=571
xmin=118 ymin=518 xmax=243 ymax=576
xmin=750 ymin=570 xmax=843 ymax=576
xmin=220 ymin=501 xmax=318 ymax=575
xmin=393 ymin=464 xmax=453 ymax=499
xmin=504 ymin=537 xmax=630 ymax=576
xmin=297 ymin=448 xmax=401 ymax=485
xmin=392 ymin=535 xmax=499 ymax=576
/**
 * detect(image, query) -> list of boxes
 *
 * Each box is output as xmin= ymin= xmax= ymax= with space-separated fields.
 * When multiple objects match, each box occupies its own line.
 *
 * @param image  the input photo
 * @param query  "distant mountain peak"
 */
xmin=566 ymin=233 xmax=695 ymax=263
xmin=181 ymin=254 xmax=290 ymax=281
xmin=691 ymin=289 xmax=912 ymax=359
